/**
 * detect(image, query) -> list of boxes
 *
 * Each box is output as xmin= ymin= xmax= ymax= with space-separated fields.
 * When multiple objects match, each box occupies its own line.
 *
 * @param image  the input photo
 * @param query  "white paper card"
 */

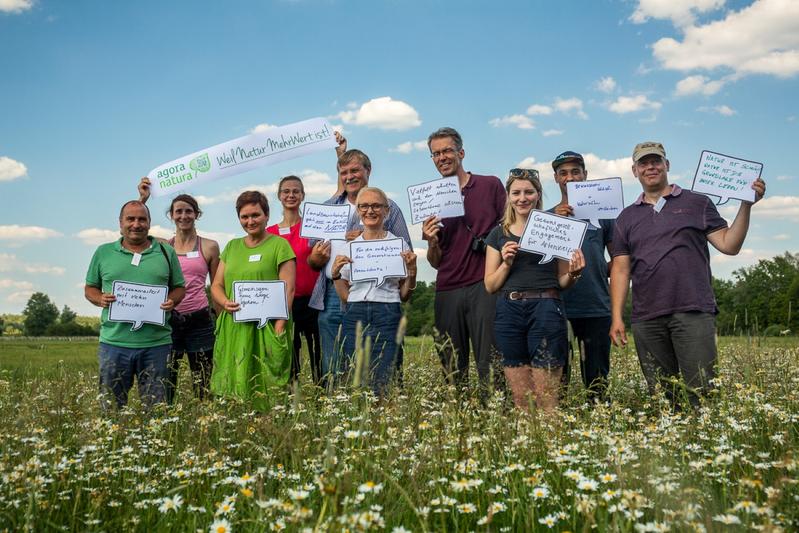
xmin=147 ymin=117 xmax=338 ymax=197
xmin=691 ymin=150 xmax=762 ymax=205
xmin=300 ymin=203 xmax=352 ymax=240
xmin=406 ymin=176 xmax=465 ymax=225
xmin=131 ymin=253 xmax=142 ymax=266
xmin=248 ymin=254 xmax=261 ymax=262
xmin=278 ymin=226 xmax=291 ymax=235
xmin=518 ymin=210 xmax=589 ymax=264
xmin=325 ymin=239 xmax=349 ymax=279
xmin=232 ymin=281 xmax=289 ymax=329
xmin=108 ymin=281 xmax=168 ymax=331
xmin=567 ymin=177 xmax=624 ymax=228
xmin=654 ymin=197 xmax=666 ymax=213
xmin=186 ymin=251 xmax=200 ymax=259
xmin=349 ymin=238 xmax=406 ymax=288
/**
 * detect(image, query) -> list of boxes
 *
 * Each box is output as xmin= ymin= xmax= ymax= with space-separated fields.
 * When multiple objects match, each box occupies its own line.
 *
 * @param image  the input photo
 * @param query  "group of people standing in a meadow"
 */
xmin=84 ymin=127 xmax=766 ymax=414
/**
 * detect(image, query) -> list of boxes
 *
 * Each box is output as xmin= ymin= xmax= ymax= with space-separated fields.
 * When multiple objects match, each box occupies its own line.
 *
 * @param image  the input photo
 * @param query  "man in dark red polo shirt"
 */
xmin=609 ymin=141 xmax=766 ymax=405
xmin=421 ymin=127 xmax=506 ymax=394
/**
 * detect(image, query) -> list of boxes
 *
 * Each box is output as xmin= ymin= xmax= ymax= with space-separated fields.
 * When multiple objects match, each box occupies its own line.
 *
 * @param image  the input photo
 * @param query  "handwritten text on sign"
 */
xmin=407 ymin=176 xmax=465 ymax=225
xmin=147 ymin=117 xmax=337 ymax=197
xmin=567 ymin=177 xmax=624 ymax=228
xmin=519 ymin=210 xmax=588 ymax=264
xmin=232 ymin=281 xmax=289 ymax=329
xmin=349 ymin=238 xmax=406 ymax=288
xmin=108 ymin=281 xmax=167 ymax=331
xmin=691 ymin=150 xmax=762 ymax=205
xmin=300 ymin=203 xmax=352 ymax=240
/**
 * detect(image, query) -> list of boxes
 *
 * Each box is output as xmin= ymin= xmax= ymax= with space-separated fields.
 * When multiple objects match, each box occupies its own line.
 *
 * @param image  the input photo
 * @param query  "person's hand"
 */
xmin=274 ymin=319 xmax=286 ymax=335
xmin=335 ymin=131 xmax=347 ymax=157
xmin=609 ymin=318 xmax=627 ymax=347
xmin=421 ymin=216 xmax=441 ymax=247
xmin=138 ymin=177 xmax=151 ymax=203
xmin=750 ymin=177 xmax=766 ymax=204
xmin=553 ymin=203 xmax=573 ymax=217
xmin=568 ymin=249 xmax=585 ymax=277
xmin=401 ymin=250 xmax=417 ymax=276
xmin=345 ymin=229 xmax=362 ymax=241
xmin=312 ymin=240 xmax=332 ymax=263
xmin=99 ymin=293 xmax=116 ymax=308
xmin=160 ymin=299 xmax=176 ymax=312
xmin=501 ymin=241 xmax=518 ymax=266
xmin=223 ymin=299 xmax=241 ymax=313
xmin=331 ymin=254 xmax=352 ymax=278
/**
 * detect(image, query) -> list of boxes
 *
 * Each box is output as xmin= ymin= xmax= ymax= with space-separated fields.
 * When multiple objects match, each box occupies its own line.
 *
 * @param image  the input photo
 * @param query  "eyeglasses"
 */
xmin=509 ymin=168 xmax=539 ymax=179
xmin=356 ymin=203 xmax=387 ymax=212
xmin=430 ymin=147 xmax=458 ymax=159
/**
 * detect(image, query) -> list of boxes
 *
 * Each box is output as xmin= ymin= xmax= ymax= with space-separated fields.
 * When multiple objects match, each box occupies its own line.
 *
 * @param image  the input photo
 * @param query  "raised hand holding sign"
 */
xmin=349 ymin=238 xmax=407 ymax=287
xmin=108 ymin=281 xmax=168 ymax=331
xmin=518 ymin=210 xmax=588 ymax=264
xmin=691 ymin=150 xmax=763 ymax=205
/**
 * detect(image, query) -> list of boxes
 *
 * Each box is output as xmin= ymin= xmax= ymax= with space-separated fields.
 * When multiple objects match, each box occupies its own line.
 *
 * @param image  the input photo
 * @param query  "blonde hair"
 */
xmin=355 ymin=187 xmax=391 ymax=217
xmin=501 ymin=169 xmax=543 ymax=236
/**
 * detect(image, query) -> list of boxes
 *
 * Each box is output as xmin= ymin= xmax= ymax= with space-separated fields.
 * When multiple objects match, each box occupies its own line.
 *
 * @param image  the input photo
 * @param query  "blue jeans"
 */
xmin=342 ymin=301 xmax=402 ymax=395
xmin=98 ymin=342 xmax=171 ymax=410
xmin=494 ymin=297 xmax=568 ymax=368
xmin=564 ymin=315 xmax=612 ymax=401
xmin=318 ymin=283 xmax=345 ymax=383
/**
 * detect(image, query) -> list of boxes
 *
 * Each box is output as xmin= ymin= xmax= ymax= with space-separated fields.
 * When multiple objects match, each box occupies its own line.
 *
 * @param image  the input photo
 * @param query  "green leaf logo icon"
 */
xmin=189 ymin=153 xmax=211 ymax=173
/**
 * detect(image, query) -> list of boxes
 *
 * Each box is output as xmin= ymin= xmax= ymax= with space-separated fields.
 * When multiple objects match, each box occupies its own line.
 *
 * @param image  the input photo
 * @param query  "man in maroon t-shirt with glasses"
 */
xmin=609 ymin=141 xmax=766 ymax=406
xmin=421 ymin=127 xmax=506 ymax=396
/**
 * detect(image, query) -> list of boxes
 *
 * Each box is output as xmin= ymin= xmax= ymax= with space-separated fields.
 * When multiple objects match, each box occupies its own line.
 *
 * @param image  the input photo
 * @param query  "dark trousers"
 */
xmin=166 ymin=348 xmax=213 ymax=403
xmin=292 ymin=295 xmax=321 ymax=385
xmin=434 ymin=280 xmax=503 ymax=393
xmin=631 ymin=311 xmax=717 ymax=407
xmin=562 ymin=315 xmax=612 ymax=401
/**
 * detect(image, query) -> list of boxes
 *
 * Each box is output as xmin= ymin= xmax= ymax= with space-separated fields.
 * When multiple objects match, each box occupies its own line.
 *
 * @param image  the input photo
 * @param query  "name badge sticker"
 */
xmin=186 ymin=251 xmax=200 ymax=259
xmin=279 ymin=227 xmax=291 ymax=235
xmin=131 ymin=253 xmax=142 ymax=266
xmin=654 ymin=197 xmax=667 ymax=213
xmin=249 ymin=254 xmax=262 ymax=262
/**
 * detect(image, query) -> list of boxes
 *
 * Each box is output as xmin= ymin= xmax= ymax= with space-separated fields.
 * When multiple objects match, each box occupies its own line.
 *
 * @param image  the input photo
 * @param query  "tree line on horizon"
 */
xmin=2 ymin=251 xmax=797 ymax=338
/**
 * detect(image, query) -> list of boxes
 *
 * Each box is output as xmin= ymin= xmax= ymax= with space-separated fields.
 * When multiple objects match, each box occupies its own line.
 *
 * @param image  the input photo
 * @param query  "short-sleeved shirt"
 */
xmin=435 ymin=173 xmax=506 ymax=292
xmin=308 ymin=192 xmax=411 ymax=311
xmin=546 ymin=209 xmax=614 ymax=319
xmin=611 ymin=185 xmax=727 ymax=323
xmin=220 ymin=235 xmax=296 ymax=296
xmin=267 ymin=221 xmax=319 ymax=298
xmin=85 ymin=237 xmax=185 ymax=348
xmin=485 ymin=225 xmax=559 ymax=292
xmin=340 ymin=231 xmax=409 ymax=303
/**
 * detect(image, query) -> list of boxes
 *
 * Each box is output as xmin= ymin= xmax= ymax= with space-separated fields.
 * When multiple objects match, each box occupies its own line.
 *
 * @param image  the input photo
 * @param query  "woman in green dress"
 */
xmin=210 ymin=191 xmax=296 ymax=410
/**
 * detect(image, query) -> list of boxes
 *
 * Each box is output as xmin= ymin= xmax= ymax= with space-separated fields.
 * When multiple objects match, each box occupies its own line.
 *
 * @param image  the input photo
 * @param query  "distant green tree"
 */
xmin=0 ymin=314 xmax=4 ymax=336
xmin=22 ymin=292 xmax=59 ymax=336
xmin=59 ymin=305 xmax=78 ymax=324
xmin=403 ymin=281 xmax=435 ymax=337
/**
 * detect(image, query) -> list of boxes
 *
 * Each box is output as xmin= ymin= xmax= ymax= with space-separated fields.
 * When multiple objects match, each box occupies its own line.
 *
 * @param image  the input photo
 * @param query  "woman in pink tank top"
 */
xmin=267 ymin=175 xmax=322 ymax=385
xmin=139 ymin=178 xmax=220 ymax=402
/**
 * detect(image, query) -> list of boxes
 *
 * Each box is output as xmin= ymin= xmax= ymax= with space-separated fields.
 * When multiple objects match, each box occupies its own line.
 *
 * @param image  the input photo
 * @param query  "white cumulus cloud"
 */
xmin=595 ymin=76 xmax=618 ymax=93
xmin=526 ymin=104 xmax=553 ymax=115
xmin=76 ymin=228 xmax=119 ymax=246
xmin=0 ymin=253 xmax=65 ymax=275
xmin=250 ymin=123 xmax=277 ymax=134
xmin=7 ymin=290 xmax=34 ymax=304
xmin=517 ymin=153 xmax=636 ymax=183
xmin=489 ymin=114 xmax=536 ymax=130
xmin=0 ymin=156 xmax=28 ymax=182
xmin=390 ymin=140 xmax=428 ymax=154
xmin=542 ymin=129 xmax=564 ymax=137
xmin=698 ymin=105 xmax=737 ymax=116
xmin=554 ymin=97 xmax=588 ymax=119
xmin=630 ymin=0 xmax=725 ymax=27
xmin=608 ymin=95 xmax=662 ymax=114
xmin=0 ymin=279 xmax=34 ymax=290
xmin=0 ymin=0 xmax=33 ymax=14
xmin=719 ymin=195 xmax=799 ymax=223
xmin=335 ymin=96 xmax=421 ymax=131
xmin=651 ymin=0 xmax=799 ymax=78
xmin=0 ymin=225 xmax=62 ymax=242
xmin=674 ymin=75 xmax=726 ymax=96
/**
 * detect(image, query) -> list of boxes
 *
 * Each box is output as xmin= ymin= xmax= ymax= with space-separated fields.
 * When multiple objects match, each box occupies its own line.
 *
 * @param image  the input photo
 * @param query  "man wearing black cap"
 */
xmin=550 ymin=151 xmax=614 ymax=402
xmin=609 ymin=142 xmax=766 ymax=406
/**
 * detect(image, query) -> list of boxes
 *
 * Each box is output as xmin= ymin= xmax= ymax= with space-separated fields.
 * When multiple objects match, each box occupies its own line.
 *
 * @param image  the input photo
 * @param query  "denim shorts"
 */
xmin=494 ymin=296 xmax=568 ymax=368
xmin=170 ymin=307 xmax=216 ymax=353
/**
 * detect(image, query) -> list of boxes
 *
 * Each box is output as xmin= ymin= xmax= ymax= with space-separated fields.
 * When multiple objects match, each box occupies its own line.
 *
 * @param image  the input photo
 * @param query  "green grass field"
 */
xmin=0 ymin=336 xmax=797 ymax=532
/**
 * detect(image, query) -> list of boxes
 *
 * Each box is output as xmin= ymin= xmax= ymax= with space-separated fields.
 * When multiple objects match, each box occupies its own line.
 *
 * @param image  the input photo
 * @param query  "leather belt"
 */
xmin=506 ymin=288 xmax=560 ymax=301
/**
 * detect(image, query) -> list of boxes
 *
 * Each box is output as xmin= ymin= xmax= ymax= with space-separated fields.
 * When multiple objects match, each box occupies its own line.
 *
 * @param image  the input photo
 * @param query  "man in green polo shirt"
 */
xmin=85 ymin=200 xmax=185 ymax=410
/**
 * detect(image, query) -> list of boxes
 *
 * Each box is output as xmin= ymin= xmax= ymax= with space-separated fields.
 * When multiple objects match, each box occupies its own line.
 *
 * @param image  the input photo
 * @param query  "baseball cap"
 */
xmin=632 ymin=142 xmax=666 ymax=162
xmin=551 ymin=151 xmax=585 ymax=170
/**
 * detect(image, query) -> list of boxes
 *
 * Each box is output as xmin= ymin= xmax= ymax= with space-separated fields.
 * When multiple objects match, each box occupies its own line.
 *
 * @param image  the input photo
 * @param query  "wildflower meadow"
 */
xmin=0 ymin=335 xmax=797 ymax=532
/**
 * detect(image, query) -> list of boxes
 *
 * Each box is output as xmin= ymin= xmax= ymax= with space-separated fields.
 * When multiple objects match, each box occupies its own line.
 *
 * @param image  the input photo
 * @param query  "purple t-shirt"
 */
xmin=435 ymin=173 xmax=506 ymax=291
xmin=611 ymin=185 xmax=727 ymax=323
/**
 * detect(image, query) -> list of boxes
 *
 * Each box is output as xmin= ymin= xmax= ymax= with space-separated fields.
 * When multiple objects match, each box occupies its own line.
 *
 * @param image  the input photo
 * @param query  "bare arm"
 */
xmin=85 ymin=285 xmax=115 ymax=308
xmin=138 ymin=177 xmax=151 ymax=203
xmin=274 ymin=259 xmax=296 ymax=334
xmin=308 ymin=241 xmax=331 ymax=271
xmin=609 ymin=254 xmax=631 ymax=347
xmin=556 ymin=249 xmax=585 ymax=289
xmin=706 ymin=177 xmax=765 ymax=255
xmin=210 ymin=260 xmax=239 ymax=314
xmin=331 ymin=255 xmax=351 ymax=302
xmin=399 ymin=250 xmax=417 ymax=302
xmin=162 ymin=286 xmax=185 ymax=311
xmin=202 ymin=238 xmax=222 ymax=313
xmin=483 ymin=243 xmax=513 ymax=294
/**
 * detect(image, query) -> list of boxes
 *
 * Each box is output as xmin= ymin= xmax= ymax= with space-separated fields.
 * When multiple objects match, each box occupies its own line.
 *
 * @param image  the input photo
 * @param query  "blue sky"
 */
xmin=1 ymin=0 xmax=797 ymax=315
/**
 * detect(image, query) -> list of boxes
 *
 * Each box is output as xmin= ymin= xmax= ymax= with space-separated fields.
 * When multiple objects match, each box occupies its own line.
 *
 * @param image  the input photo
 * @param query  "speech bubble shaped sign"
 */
xmin=407 ymin=176 xmax=465 ymax=225
xmin=108 ymin=281 xmax=168 ymax=331
xmin=325 ymin=239 xmax=349 ymax=280
xmin=518 ymin=210 xmax=589 ymax=264
xmin=567 ymin=177 xmax=625 ymax=228
xmin=232 ymin=281 xmax=289 ymax=329
xmin=300 ymin=202 xmax=352 ymax=240
xmin=691 ymin=150 xmax=762 ymax=205
xmin=349 ymin=238 xmax=407 ymax=288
